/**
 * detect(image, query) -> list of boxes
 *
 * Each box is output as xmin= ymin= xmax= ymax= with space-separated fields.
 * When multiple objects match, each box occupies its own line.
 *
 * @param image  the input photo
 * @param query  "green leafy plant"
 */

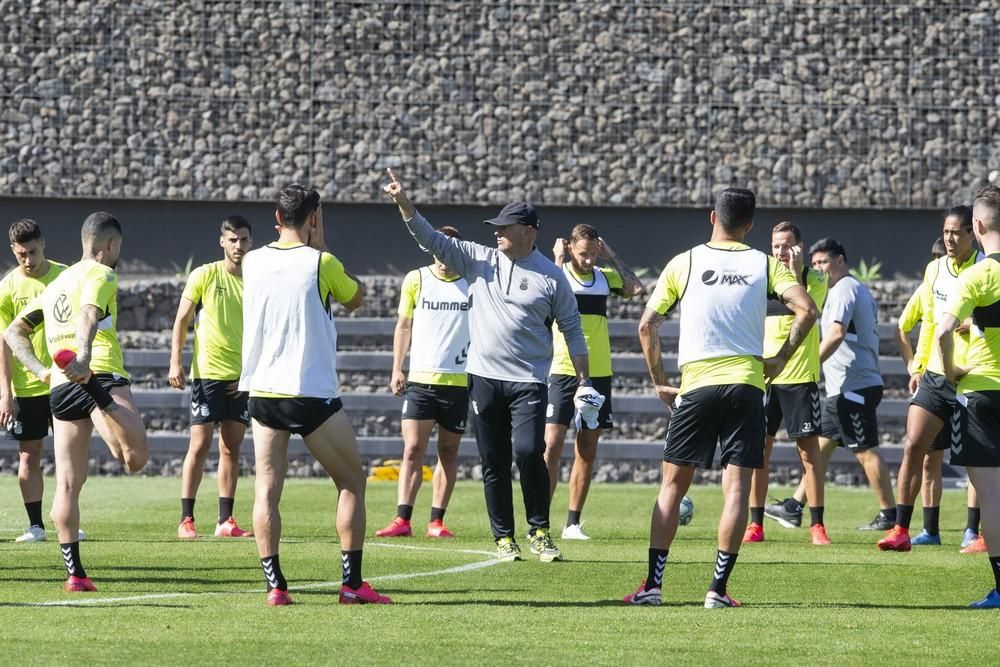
xmin=850 ymin=257 xmax=883 ymax=283
xmin=172 ymin=255 xmax=194 ymax=280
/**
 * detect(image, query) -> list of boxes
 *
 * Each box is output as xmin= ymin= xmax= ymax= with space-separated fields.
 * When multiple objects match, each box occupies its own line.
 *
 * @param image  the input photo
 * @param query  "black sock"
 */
xmin=218 ymin=497 xmax=235 ymax=524
xmin=750 ymin=507 xmax=764 ymax=525
xmin=25 ymin=501 xmax=44 ymax=529
xmin=968 ymin=507 xmax=982 ymax=533
xmin=342 ymin=550 xmax=363 ymax=589
xmin=60 ymin=542 xmax=86 ymax=579
xmin=708 ymin=550 xmax=739 ymax=596
xmin=896 ymin=504 xmax=914 ymax=530
xmin=922 ymin=506 xmax=940 ymax=535
xmin=567 ymin=509 xmax=582 ymax=526
xmin=646 ymin=548 xmax=668 ymax=590
xmin=397 ymin=504 xmax=413 ymax=521
xmin=430 ymin=507 xmax=446 ymax=523
xmin=260 ymin=554 xmax=287 ymax=592
xmin=786 ymin=498 xmax=804 ymax=512
xmin=810 ymin=506 xmax=825 ymax=527
xmin=181 ymin=498 xmax=195 ymax=521
xmin=881 ymin=507 xmax=897 ymax=522
xmin=990 ymin=556 xmax=1000 ymax=592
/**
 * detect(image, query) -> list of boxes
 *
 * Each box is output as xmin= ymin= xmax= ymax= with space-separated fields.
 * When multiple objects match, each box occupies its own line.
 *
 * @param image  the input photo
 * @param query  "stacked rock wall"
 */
xmin=2 ymin=1 xmax=998 ymax=207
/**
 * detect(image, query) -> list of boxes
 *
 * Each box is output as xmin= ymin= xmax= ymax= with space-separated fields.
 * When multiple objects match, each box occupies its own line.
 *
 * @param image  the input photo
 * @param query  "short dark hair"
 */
xmin=808 ymin=237 xmax=847 ymax=262
xmin=973 ymin=186 xmax=1000 ymax=231
xmin=930 ymin=237 xmax=946 ymax=259
xmin=221 ymin=215 xmax=252 ymax=235
xmin=714 ymin=188 xmax=756 ymax=231
xmin=570 ymin=224 xmax=599 ymax=242
xmin=437 ymin=225 xmax=462 ymax=240
xmin=772 ymin=221 xmax=801 ymax=243
xmin=276 ymin=184 xmax=321 ymax=228
xmin=9 ymin=219 xmax=42 ymax=245
xmin=946 ymin=205 xmax=973 ymax=230
xmin=81 ymin=211 xmax=122 ymax=245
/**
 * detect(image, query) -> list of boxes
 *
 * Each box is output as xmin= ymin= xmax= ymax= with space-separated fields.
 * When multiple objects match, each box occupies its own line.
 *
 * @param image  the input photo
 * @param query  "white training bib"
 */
xmin=409 ymin=267 xmax=471 ymax=375
xmin=239 ymin=245 xmax=341 ymax=398
xmin=678 ymin=244 xmax=769 ymax=367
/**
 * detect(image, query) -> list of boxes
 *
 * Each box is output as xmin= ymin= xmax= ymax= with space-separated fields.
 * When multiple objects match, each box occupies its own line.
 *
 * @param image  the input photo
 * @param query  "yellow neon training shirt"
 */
xmin=182 ymin=261 xmax=244 ymax=381
xmin=646 ymin=241 xmax=799 ymax=394
xmin=944 ymin=255 xmax=1000 ymax=394
xmin=0 ymin=261 xmax=67 ymax=397
xmin=922 ymin=252 xmax=981 ymax=375
xmin=898 ymin=283 xmax=931 ymax=374
xmin=763 ymin=266 xmax=828 ymax=385
xmin=550 ymin=265 xmax=624 ymax=378
xmin=249 ymin=242 xmax=359 ymax=398
xmin=398 ymin=267 xmax=467 ymax=387
xmin=17 ymin=260 xmax=128 ymax=388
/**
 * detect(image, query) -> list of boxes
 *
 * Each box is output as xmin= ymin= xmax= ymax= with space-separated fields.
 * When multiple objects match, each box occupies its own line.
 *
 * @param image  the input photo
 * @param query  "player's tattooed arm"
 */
xmin=765 ymin=284 xmax=817 ymax=380
xmin=4 ymin=317 xmax=49 ymax=384
xmin=599 ymin=238 xmax=646 ymax=298
xmin=638 ymin=307 xmax=678 ymax=407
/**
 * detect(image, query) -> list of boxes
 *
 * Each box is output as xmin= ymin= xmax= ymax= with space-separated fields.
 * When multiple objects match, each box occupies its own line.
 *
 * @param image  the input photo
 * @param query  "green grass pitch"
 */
xmin=0 ymin=477 xmax=996 ymax=665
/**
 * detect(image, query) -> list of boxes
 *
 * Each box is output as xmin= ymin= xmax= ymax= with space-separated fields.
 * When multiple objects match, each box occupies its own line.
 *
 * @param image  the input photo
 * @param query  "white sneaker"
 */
xmin=15 ymin=526 xmax=45 ymax=542
xmin=561 ymin=523 xmax=591 ymax=540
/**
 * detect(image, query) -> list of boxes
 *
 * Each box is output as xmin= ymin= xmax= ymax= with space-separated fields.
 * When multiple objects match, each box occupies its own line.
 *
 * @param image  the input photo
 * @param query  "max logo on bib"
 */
xmin=701 ymin=270 xmax=750 ymax=287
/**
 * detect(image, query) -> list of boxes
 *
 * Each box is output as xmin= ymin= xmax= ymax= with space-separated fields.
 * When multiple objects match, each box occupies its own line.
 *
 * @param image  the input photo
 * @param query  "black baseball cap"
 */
xmin=483 ymin=201 xmax=540 ymax=229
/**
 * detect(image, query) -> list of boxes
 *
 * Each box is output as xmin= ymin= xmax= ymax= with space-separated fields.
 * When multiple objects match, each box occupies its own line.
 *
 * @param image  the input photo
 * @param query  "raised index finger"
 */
xmin=386 ymin=167 xmax=399 ymax=184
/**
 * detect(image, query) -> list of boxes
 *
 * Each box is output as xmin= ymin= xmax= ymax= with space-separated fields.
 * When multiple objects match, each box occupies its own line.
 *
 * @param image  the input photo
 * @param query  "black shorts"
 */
xmin=664 ymin=384 xmax=766 ymax=469
xmin=190 ymin=379 xmax=250 ymax=426
xmin=910 ymin=371 xmax=957 ymax=452
xmin=765 ymin=382 xmax=821 ymax=439
xmin=819 ymin=386 xmax=883 ymax=451
xmin=401 ymin=382 xmax=469 ymax=434
xmin=545 ymin=374 xmax=613 ymax=430
xmin=952 ymin=391 xmax=1000 ymax=467
xmin=50 ymin=374 xmax=131 ymax=422
xmin=249 ymin=396 xmax=344 ymax=437
xmin=6 ymin=395 xmax=52 ymax=441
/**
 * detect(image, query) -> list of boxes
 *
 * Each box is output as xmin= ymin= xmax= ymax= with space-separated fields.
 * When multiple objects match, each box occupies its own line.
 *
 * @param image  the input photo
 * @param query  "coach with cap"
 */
xmin=384 ymin=170 xmax=601 ymax=563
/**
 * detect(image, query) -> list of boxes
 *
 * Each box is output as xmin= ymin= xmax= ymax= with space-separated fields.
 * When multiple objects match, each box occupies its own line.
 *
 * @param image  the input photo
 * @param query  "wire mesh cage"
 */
xmin=1 ymin=1 xmax=998 ymax=207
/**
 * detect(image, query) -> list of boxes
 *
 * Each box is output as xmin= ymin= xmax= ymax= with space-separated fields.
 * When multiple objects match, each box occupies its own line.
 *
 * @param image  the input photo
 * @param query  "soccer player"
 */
xmin=624 ymin=189 xmax=817 ymax=608
xmin=5 ymin=212 xmax=149 ymax=592
xmin=0 ymin=220 xmax=69 ymax=542
xmin=240 ymin=184 xmax=389 ymax=606
xmin=880 ymin=211 xmax=984 ymax=551
xmin=544 ymin=225 xmax=645 ymax=540
xmin=809 ymin=238 xmax=896 ymax=531
xmin=767 ymin=237 xmax=952 ymax=529
xmin=168 ymin=216 xmax=253 ymax=539
xmin=744 ymin=221 xmax=829 ymax=546
xmin=936 ymin=184 xmax=1000 ymax=607
xmin=384 ymin=170 xmax=601 ymax=564
xmin=375 ymin=225 xmax=470 ymax=539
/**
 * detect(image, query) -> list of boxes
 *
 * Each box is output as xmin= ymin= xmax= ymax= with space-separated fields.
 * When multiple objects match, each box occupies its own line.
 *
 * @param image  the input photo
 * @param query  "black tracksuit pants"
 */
xmin=468 ymin=374 xmax=550 ymax=540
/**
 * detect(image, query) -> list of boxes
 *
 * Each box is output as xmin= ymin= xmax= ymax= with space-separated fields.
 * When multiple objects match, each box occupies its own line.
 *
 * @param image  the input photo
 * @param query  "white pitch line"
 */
xmin=29 ymin=541 xmax=500 ymax=607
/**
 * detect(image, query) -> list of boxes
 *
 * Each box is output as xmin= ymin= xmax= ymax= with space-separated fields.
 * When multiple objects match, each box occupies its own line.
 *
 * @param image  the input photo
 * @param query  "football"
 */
xmin=679 ymin=495 xmax=694 ymax=525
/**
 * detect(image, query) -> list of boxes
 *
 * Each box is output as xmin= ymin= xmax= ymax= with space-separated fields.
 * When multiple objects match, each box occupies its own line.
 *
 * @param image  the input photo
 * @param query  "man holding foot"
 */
xmin=5 ymin=212 xmax=149 ymax=592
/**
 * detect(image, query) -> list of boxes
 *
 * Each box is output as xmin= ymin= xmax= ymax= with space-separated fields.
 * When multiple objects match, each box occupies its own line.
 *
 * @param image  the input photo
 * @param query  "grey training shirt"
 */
xmin=404 ymin=212 xmax=587 ymax=384
xmin=821 ymin=275 xmax=884 ymax=396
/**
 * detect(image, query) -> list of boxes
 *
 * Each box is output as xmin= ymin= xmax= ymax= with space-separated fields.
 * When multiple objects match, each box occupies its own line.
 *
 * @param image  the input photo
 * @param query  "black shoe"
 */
xmin=764 ymin=498 xmax=802 ymax=528
xmin=861 ymin=511 xmax=895 ymax=531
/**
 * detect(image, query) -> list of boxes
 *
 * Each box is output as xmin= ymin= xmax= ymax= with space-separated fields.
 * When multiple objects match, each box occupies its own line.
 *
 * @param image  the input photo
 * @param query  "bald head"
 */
xmin=974 ymin=185 xmax=1000 ymax=233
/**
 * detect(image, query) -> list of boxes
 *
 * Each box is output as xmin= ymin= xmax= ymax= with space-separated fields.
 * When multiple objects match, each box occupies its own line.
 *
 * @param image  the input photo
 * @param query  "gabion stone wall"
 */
xmin=2 ymin=1 xmax=998 ymax=207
